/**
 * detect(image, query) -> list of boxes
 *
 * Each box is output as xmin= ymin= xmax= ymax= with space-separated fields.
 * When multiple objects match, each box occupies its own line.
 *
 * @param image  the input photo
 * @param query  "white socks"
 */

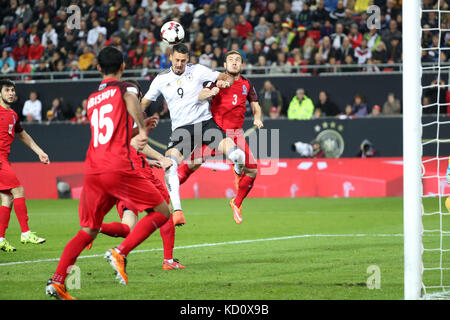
xmin=227 ymin=147 xmax=245 ymax=175
xmin=165 ymin=158 xmax=182 ymax=212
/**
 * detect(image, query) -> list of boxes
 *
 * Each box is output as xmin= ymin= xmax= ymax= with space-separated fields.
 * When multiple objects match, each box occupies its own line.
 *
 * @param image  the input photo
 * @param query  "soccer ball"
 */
xmin=160 ymin=21 xmax=185 ymax=45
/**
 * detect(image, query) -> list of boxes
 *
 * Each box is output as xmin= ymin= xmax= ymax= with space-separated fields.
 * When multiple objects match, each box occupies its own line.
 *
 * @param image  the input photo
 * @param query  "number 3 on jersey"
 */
xmin=232 ymin=94 xmax=238 ymax=105
xmin=91 ymin=104 xmax=114 ymax=147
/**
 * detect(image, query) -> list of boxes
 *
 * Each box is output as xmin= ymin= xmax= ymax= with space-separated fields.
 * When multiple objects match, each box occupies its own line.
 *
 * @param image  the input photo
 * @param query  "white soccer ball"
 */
xmin=160 ymin=21 xmax=185 ymax=45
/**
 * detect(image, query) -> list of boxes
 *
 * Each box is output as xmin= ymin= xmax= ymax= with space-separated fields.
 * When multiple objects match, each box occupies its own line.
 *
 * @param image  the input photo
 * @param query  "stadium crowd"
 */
xmin=0 ymin=0 xmax=447 ymax=120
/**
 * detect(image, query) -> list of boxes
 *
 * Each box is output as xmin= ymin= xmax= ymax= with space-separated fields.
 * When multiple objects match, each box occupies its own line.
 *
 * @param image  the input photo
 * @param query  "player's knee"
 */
xmin=10 ymin=186 xmax=25 ymax=199
xmin=0 ymin=193 xmax=13 ymax=208
xmin=81 ymin=227 xmax=99 ymax=239
xmin=244 ymin=167 xmax=258 ymax=178
xmin=154 ymin=201 xmax=171 ymax=219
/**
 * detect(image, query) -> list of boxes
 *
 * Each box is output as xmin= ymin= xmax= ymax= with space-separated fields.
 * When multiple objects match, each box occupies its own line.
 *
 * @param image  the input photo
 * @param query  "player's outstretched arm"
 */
xmin=17 ymin=130 xmax=50 ymax=164
xmin=250 ymin=101 xmax=264 ymax=129
xmin=124 ymin=91 xmax=147 ymax=151
xmin=130 ymin=139 xmax=173 ymax=170
xmin=198 ymin=87 xmax=220 ymax=101
xmin=140 ymin=97 xmax=152 ymax=112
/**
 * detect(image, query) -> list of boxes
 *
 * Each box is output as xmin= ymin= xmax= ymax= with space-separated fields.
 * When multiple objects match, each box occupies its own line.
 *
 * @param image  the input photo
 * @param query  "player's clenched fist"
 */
xmin=134 ymin=131 xmax=148 ymax=151
xmin=39 ymin=152 xmax=50 ymax=165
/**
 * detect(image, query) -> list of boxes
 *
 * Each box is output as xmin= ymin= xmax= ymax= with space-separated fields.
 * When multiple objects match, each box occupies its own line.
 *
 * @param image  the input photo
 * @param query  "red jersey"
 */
xmin=210 ymin=76 xmax=258 ymax=130
xmin=84 ymin=78 xmax=140 ymax=174
xmin=0 ymin=106 xmax=23 ymax=160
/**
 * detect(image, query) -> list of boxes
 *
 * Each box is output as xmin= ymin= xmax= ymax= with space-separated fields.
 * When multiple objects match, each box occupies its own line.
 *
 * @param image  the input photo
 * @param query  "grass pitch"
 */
xmin=0 ymin=197 xmax=441 ymax=300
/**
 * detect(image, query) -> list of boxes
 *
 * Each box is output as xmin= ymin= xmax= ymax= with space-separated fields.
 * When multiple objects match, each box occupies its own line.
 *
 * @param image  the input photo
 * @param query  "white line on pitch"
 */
xmin=0 ymin=233 xmax=403 ymax=267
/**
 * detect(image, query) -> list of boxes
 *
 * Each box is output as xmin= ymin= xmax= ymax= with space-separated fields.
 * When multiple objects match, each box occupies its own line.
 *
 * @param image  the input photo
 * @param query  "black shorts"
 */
xmin=167 ymin=118 xmax=225 ymax=159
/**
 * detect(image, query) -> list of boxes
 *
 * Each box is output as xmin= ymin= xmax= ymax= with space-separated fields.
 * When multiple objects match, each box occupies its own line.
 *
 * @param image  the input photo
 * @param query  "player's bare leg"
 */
xmin=165 ymin=148 xmax=186 ymax=226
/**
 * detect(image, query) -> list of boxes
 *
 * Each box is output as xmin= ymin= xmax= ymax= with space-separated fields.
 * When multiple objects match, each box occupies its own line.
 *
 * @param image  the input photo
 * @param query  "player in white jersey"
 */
xmin=141 ymin=43 xmax=245 ymax=226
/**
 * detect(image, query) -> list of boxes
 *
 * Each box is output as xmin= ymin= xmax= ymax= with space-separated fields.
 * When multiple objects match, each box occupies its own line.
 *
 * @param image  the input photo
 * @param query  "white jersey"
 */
xmin=144 ymin=63 xmax=220 ymax=131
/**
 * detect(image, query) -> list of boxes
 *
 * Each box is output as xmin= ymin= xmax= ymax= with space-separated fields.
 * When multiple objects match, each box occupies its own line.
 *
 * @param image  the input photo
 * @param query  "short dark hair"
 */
xmin=225 ymin=50 xmax=243 ymax=62
xmin=172 ymin=43 xmax=189 ymax=55
xmin=0 ymin=79 xmax=15 ymax=91
xmin=97 ymin=46 xmax=124 ymax=75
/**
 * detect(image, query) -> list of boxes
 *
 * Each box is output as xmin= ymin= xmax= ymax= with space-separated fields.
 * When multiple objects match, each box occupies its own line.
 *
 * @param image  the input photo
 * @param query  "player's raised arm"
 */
xmin=16 ymin=130 xmax=50 ymax=164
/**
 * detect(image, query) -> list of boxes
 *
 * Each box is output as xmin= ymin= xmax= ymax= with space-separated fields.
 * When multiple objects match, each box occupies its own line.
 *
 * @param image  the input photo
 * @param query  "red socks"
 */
xmin=116 ymin=211 xmax=168 ymax=256
xmin=51 ymin=230 xmax=93 ymax=284
xmin=13 ymin=197 xmax=30 ymax=233
xmin=234 ymin=174 xmax=256 ymax=208
xmin=100 ymin=222 xmax=130 ymax=238
xmin=0 ymin=206 xmax=12 ymax=238
xmin=159 ymin=214 xmax=175 ymax=260
xmin=177 ymin=162 xmax=194 ymax=185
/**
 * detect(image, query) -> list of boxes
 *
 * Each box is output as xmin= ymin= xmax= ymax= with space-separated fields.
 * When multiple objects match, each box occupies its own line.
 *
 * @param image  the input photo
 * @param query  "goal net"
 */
xmin=404 ymin=1 xmax=450 ymax=300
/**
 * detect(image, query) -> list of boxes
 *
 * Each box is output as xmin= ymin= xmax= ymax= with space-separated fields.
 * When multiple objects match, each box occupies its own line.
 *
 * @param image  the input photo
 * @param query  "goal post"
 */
xmin=403 ymin=1 xmax=423 ymax=300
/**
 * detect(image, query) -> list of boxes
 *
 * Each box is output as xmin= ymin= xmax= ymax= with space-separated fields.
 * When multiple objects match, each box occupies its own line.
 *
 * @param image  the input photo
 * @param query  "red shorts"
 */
xmin=79 ymin=171 xmax=164 ymax=229
xmin=190 ymin=129 xmax=257 ymax=169
xmin=0 ymin=159 xmax=21 ymax=191
xmin=116 ymin=167 xmax=170 ymax=220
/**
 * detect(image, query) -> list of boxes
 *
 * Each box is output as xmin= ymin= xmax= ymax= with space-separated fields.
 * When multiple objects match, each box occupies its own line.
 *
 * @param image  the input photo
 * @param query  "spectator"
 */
xmin=0 ymin=50 xmax=15 ymax=71
xmin=33 ymin=59 xmax=51 ymax=80
xmin=316 ymin=91 xmax=341 ymax=116
xmin=87 ymin=20 xmax=107 ymax=46
xmin=330 ymin=22 xmax=346 ymax=50
xmin=372 ymin=40 xmax=387 ymax=64
xmin=45 ymin=110 xmax=55 ymax=125
xmin=297 ymin=3 xmax=312 ymax=28
xmin=348 ymin=23 xmax=362 ymax=49
xmin=27 ymin=36 xmax=44 ymax=63
xmin=70 ymin=107 xmax=89 ymax=124
xmin=269 ymin=106 xmax=280 ymax=119
xmin=290 ymin=25 xmax=308 ymax=50
xmin=354 ymin=38 xmax=372 ymax=64
xmin=199 ymin=43 xmax=214 ymax=67
xmin=254 ymin=17 xmax=270 ymax=41
xmin=320 ymin=20 xmax=335 ymax=38
xmin=277 ymin=22 xmax=296 ymax=53
xmin=22 ymin=91 xmax=42 ymax=122
xmin=12 ymin=37 xmax=28 ymax=62
xmin=364 ymin=25 xmax=381 ymax=52
xmin=119 ymin=19 xmax=138 ymax=49
xmin=16 ymin=58 xmax=31 ymax=75
xmin=302 ymin=37 xmax=317 ymax=63
xmin=270 ymin=52 xmax=292 ymax=74
xmin=213 ymin=4 xmax=228 ymax=28
xmin=382 ymin=92 xmax=401 ymax=115
xmin=1 ymin=61 xmax=13 ymax=74
xmin=287 ymin=88 xmax=315 ymax=120
xmin=48 ymin=97 xmax=66 ymax=121
xmin=78 ymin=46 xmax=95 ymax=71
xmin=41 ymin=24 xmax=58 ymax=48
xmin=313 ymin=107 xmax=323 ymax=119
xmin=386 ymin=35 xmax=402 ymax=63
xmin=318 ymin=36 xmax=337 ymax=63
xmin=369 ymin=104 xmax=381 ymax=117
xmin=259 ymin=80 xmax=283 ymax=117
xmin=329 ymin=0 xmax=345 ymax=22
xmin=381 ymin=19 xmax=402 ymax=46
xmin=235 ymin=14 xmax=253 ymax=39
xmin=351 ymin=93 xmax=368 ymax=117
xmin=336 ymin=36 xmax=353 ymax=63
xmin=252 ymin=55 xmax=267 ymax=74
xmin=312 ymin=0 xmax=331 ymax=24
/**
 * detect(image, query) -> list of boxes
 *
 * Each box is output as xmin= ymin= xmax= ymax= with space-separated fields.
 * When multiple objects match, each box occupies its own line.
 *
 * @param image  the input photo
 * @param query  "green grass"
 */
xmin=0 ymin=197 xmax=443 ymax=300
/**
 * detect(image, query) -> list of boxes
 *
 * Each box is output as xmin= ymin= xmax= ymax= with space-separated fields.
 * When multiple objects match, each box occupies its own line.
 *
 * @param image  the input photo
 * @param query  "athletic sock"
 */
xmin=13 ymin=197 xmax=30 ymax=233
xmin=51 ymin=230 xmax=93 ymax=284
xmin=234 ymin=174 xmax=256 ymax=208
xmin=177 ymin=162 xmax=194 ymax=185
xmin=165 ymin=159 xmax=182 ymax=211
xmin=116 ymin=211 xmax=168 ymax=256
xmin=100 ymin=222 xmax=130 ymax=238
xmin=159 ymin=214 xmax=175 ymax=260
xmin=0 ymin=206 xmax=12 ymax=238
